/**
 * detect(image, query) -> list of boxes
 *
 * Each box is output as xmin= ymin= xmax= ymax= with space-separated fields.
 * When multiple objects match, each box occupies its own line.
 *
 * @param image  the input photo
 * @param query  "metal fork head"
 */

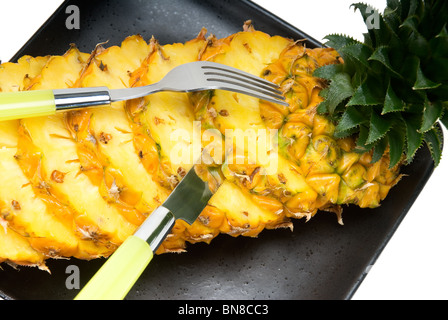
xmin=161 ymin=61 xmax=288 ymax=106
xmin=110 ymin=61 xmax=288 ymax=106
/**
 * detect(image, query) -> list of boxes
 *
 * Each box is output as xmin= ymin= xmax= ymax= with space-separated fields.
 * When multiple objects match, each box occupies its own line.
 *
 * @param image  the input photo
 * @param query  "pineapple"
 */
xmin=6 ymin=5 xmax=442 ymax=267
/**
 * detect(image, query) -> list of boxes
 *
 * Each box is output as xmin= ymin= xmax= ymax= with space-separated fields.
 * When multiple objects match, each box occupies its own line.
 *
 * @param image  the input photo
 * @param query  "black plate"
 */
xmin=0 ymin=0 xmax=437 ymax=300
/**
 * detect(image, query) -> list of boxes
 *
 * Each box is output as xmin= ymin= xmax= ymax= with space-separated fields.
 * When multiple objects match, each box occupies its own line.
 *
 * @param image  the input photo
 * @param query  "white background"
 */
xmin=0 ymin=0 xmax=447 ymax=300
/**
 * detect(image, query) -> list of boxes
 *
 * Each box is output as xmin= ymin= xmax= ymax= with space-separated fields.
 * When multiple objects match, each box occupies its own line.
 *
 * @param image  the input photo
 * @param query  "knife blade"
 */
xmin=75 ymin=165 xmax=213 ymax=300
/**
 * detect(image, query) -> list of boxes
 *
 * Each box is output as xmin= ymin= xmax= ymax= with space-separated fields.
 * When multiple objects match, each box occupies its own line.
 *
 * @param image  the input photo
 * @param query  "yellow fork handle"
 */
xmin=0 ymin=90 xmax=56 ymax=121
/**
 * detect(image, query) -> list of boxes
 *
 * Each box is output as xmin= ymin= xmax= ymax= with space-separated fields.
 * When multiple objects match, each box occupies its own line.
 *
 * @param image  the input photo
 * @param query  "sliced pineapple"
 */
xmin=131 ymin=33 xmax=208 ymax=188
xmin=208 ymin=180 xmax=282 ymax=237
xmin=0 ymin=126 xmax=80 ymax=258
xmin=19 ymin=46 xmax=137 ymax=249
xmin=0 ymin=55 xmax=65 ymax=267
xmin=67 ymin=35 xmax=170 ymax=226
xmin=125 ymin=31 xmax=212 ymax=252
xmin=0 ymin=53 xmax=101 ymax=266
xmin=194 ymin=24 xmax=302 ymax=235
xmin=0 ymin=55 xmax=50 ymax=93
xmin=200 ymin=25 xmax=292 ymax=133
xmin=0 ymin=23 xmax=403 ymax=267
xmin=0 ymin=225 xmax=45 ymax=268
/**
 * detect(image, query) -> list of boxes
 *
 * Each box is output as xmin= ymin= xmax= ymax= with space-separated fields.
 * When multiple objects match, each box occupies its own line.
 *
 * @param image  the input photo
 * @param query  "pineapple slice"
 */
xmin=0 ymin=124 xmax=80 ymax=258
xmin=195 ymin=25 xmax=300 ymax=233
xmin=0 ymin=56 xmax=68 ymax=267
xmin=26 ymin=46 xmax=89 ymax=90
xmin=0 ymin=55 xmax=50 ymax=93
xmin=208 ymin=180 xmax=281 ymax=237
xmin=125 ymin=32 xmax=211 ymax=252
xmin=201 ymin=26 xmax=292 ymax=133
xmin=68 ymin=35 xmax=170 ymax=226
xmin=0 ymin=226 xmax=45 ymax=268
xmin=20 ymin=47 xmax=136 ymax=248
xmin=133 ymin=34 xmax=208 ymax=188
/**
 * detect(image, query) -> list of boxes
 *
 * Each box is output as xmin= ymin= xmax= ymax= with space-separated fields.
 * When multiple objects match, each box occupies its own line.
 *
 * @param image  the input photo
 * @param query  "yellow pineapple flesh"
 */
xmin=0 ymin=23 xmax=402 ymax=269
xmin=0 ymin=56 xmax=49 ymax=268
xmin=17 ymin=46 xmax=136 ymax=258
xmin=66 ymin=35 xmax=170 ymax=227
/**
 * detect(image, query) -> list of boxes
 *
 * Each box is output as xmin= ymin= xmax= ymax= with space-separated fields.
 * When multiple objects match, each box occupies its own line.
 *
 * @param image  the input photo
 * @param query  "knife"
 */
xmin=74 ymin=165 xmax=213 ymax=300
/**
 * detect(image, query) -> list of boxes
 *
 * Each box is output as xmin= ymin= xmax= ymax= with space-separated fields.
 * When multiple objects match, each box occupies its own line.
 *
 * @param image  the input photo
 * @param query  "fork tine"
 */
xmin=206 ymin=76 xmax=285 ymax=100
xmin=203 ymin=71 xmax=283 ymax=96
xmin=200 ymin=62 xmax=279 ymax=88
xmin=199 ymin=61 xmax=288 ymax=106
xmin=206 ymin=77 xmax=289 ymax=106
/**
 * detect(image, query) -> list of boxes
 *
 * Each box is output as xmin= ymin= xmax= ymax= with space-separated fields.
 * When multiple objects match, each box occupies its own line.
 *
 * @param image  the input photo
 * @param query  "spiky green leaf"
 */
xmin=413 ymin=64 xmax=442 ymax=90
xmin=424 ymin=126 xmax=443 ymax=166
xmin=351 ymin=2 xmax=395 ymax=47
xmin=384 ymin=1 xmax=402 ymax=31
xmin=335 ymin=105 xmax=369 ymax=134
xmin=400 ymin=54 xmax=419 ymax=85
xmin=430 ymin=29 xmax=448 ymax=59
xmin=318 ymin=0 xmax=448 ymax=168
xmin=387 ymin=125 xmax=406 ymax=168
xmin=338 ymin=42 xmax=373 ymax=70
xmin=403 ymin=113 xmax=424 ymax=162
xmin=366 ymin=109 xmax=394 ymax=144
xmin=313 ymin=63 xmax=344 ymax=81
xmin=372 ymin=136 xmax=388 ymax=163
xmin=355 ymin=125 xmax=375 ymax=153
xmin=424 ymin=57 xmax=448 ymax=85
xmin=318 ymin=73 xmax=354 ymax=115
xmin=400 ymin=15 xmax=430 ymax=57
xmin=333 ymin=126 xmax=359 ymax=139
xmin=323 ymin=34 xmax=359 ymax=51
xmin=400 ymin=14 xmax=419 ymax=31
xmin=368 ymin=46 xmax=402 ymax=78
xmin=420 ymin=100 xmax=444 ymax=133
xmin=347 ymin=76 xmax=385 ymax=106
xmin=383 ymin=80 xmax=405 ymax=114
xmin=440 ymin=109 xmax=448 ymax=130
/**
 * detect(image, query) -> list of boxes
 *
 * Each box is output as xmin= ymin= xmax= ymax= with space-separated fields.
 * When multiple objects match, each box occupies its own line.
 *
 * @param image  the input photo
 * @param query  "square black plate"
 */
xmin=0 ymin=0 xmax=437 ymax=300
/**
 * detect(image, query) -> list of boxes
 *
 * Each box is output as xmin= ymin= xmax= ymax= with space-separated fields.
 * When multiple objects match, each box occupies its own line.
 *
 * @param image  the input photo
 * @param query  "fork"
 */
xmin=0 ymin=61 xmax=288 ymax=122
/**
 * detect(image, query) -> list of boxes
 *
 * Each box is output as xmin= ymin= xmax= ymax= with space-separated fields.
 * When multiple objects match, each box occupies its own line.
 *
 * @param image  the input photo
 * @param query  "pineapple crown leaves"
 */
xmin=314 ymin=0 xmax=448 ymax=167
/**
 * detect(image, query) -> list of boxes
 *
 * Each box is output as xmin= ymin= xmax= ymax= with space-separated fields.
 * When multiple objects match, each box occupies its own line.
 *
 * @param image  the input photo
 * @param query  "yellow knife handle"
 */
xmin=0 ymin=90 xmax=56 ymax=121
xmin=74 ymin=235 xmax=153 ymax=300
xmin=74 ymin=206 xmax=175 ymax=300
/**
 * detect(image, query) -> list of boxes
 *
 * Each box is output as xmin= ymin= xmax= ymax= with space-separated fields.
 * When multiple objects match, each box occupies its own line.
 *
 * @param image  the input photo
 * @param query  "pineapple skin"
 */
xmin=0 ymin=23 xmax=402 ymax=268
